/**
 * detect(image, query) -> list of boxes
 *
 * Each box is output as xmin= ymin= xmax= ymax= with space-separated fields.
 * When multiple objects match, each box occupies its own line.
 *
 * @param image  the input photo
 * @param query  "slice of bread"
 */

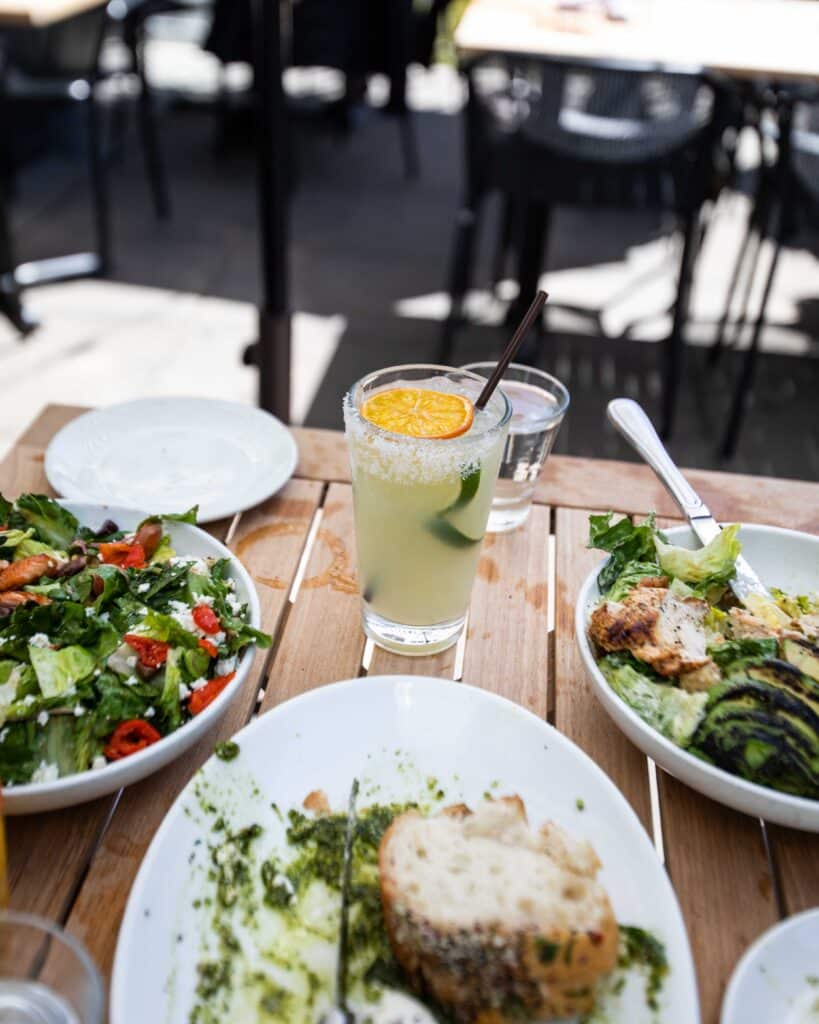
xmin=378 ymin=796 xmax=618 ymax=1022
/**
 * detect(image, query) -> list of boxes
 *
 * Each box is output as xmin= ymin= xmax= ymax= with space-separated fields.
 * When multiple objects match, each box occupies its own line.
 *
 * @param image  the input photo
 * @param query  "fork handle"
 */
xmin=606 ymin=399 xmax=711 ymax=522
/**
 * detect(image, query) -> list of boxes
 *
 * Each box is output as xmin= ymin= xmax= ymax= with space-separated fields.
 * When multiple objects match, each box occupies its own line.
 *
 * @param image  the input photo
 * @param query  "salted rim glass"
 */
xmin=0 ymin=910 xmax=104 ymax=1024
xmin=343 ymin=363 xmax=513 ymax=440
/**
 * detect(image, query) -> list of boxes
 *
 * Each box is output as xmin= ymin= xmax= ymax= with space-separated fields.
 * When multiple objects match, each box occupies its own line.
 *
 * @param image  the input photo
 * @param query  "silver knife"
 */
xmin=321 ymin=779 xmax=359 ymax=1024
xmin=606 ymin=399 xmax=772 ymax=608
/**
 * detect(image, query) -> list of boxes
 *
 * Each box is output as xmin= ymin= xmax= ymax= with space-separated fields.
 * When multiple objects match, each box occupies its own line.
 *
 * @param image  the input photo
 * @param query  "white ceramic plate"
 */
xmin=45 ymin=398 xmax=298 ymax=523
xmin=111 ymin=676 xmax=700 ymax=1024
xmin=722 ymin=909 xmax=819 ymax=1024
xmin=576 ymin=523 xmax=819 ymax=832
xmin=4 ymin=503 xmax=261 ymax=816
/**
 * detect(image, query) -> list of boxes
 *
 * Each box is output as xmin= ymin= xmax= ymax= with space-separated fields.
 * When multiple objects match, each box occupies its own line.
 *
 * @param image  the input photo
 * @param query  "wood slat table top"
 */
xmin=456 ymin=0 xmax=819 ymax=84
xmin=5 ymin=403 xmax=819 ymax=1024
xmin=0 ymin=0 xmax=106 ymax=27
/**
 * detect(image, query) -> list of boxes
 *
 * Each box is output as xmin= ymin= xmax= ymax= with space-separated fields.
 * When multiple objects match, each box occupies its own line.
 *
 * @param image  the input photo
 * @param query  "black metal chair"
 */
xmin=440 ymin=54 xmax=729 ymax=439
xmin=711 ymin=89 xmax=819 ymax=458
xmin=0 ymin=0 xmax=170 ymax=277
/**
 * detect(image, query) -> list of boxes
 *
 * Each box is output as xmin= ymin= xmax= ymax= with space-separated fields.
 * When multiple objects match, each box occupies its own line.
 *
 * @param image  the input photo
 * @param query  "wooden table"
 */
xmin=5 ymin=404 xmax=819 ymax=1023
xmin=455 ymin=0 xmax=819 ymax=84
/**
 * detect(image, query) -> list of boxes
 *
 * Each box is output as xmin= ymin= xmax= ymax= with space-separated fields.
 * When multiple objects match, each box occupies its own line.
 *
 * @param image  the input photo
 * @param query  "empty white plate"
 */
xmin=45 ymin=397 xmax=298 ymax=523
xmin=722 ymin=909 xmax=819 ymax=1024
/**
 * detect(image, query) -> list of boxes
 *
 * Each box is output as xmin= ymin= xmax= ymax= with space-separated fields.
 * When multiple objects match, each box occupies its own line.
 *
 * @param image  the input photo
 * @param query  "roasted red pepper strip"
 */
xmin=98 ymin=542 xmax=147 ymax=570
xmin=124 ymin=634 xmax=170 ymax=668
xmin=188 ymin=672 xmax=235 ymax=716
xmin=198 ymin=637 xmax=219 ymax=658
xmin=192 ymin=604 xmax=220 ymax=635
xmin=103 ymin=719 xmax=161 ymax=761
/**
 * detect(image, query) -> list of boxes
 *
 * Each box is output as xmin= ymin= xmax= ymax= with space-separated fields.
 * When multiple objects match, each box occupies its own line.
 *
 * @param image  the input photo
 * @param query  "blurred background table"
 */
xmin=456 ymin=0 xmax=819 ymax=82
xmin=4 ymin=402 xmax=819 ymax=1024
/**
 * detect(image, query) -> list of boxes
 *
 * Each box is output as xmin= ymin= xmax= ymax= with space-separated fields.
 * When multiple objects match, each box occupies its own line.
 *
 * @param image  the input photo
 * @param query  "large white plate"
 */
xmin=111 ymin=676 xmax=700 ymax=1024
xmin=576 ymin=523 xmax=819 ymax=832
xmin=45 ymin=398 xmax=298 ymax=523
xmin=721 ymin=909 xmax=819 ymax=1024
xmin=4 ymin=502 xmax=261 ymax=815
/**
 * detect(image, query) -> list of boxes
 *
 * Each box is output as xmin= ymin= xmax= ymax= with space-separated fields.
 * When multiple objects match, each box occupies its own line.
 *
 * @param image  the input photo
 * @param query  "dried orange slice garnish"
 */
xmin=361 ymin=387 xmax=475 ymax=439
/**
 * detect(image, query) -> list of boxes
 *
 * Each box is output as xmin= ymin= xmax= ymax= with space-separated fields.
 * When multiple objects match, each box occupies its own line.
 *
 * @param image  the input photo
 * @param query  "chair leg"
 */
xmin=87 ymin=98 xmax=111 ymax=275
xmin=491 ymin=195 xmax=515 ymax=291
xmin=506 ymin=200 xmax=551 ymax=328
xmin=660 ymin=211 xmax=699 ymax=441
xmin=133 ymin=28 xmax=170 ymax=219
xmin=440 ymin=202 xmax=482 ymax=365
xmin=720 ymin=237 xmax=781 ymax=460
xmin=398 ymin=111 xmax=420 ymax=181
xmin=708 ymin=221 xmax=761 ymax=367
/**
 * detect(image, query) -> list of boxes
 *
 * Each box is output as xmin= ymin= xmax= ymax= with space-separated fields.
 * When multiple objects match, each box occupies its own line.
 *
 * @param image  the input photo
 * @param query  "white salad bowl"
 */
xmin=576 ymin=523 xmax=819 ymax=832
xmin=3 ymin=503 xmax=261 ymax=816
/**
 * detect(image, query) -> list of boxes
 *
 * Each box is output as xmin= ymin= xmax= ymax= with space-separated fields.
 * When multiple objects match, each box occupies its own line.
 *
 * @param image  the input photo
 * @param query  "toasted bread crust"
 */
xmin=378 ymin=800 xmax=618 ymax=1023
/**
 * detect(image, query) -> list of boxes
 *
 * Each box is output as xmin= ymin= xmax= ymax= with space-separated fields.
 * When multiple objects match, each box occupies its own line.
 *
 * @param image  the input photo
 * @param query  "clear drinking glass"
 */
xmin=344 ymin=364 xmax=511 ymax=655
xmin=0 ymin=911 xmax=104 ymax=1024
xmin=462 ymin=363 xmax=569 ymax=533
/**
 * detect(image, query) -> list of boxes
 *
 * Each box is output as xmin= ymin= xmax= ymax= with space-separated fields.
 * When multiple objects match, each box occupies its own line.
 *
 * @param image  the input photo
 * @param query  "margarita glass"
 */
xmin=344 ymin=364 xmax=511 ymax=655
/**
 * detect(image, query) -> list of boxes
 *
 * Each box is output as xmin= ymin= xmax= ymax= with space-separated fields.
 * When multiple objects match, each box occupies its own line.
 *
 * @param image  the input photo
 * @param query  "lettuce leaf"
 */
xmin=607 ymin=562 xmax=664 ymax=603
xmin=29 ymin=645 xmax=97 ymax=698
xmin=599 ymin=654 xmax=707 ymax=746
xmin=708 ymin=637 xmax=779 ymax=670
xmin=655 ymin=524 xmax=740 ymax=595
xmin=588 ymin=513 xmax=662 ymax=593
xmin=15 ymin=495 xmax=79 ymax=549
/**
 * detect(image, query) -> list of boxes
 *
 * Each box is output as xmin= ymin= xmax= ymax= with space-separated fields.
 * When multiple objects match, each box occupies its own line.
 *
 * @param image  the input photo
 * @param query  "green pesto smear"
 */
xmin=189 ymin=795 xmax=415 ymax=1023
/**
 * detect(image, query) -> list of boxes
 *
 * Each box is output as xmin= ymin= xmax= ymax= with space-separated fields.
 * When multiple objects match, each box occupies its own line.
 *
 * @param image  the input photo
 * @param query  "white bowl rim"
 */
xmin=720 ymin=906 xmax=819 ymax=1023
xmin=576 ymin=522 xmax=819 ymax=816
xmin=2 ymin=502 xmax=261 ymax=802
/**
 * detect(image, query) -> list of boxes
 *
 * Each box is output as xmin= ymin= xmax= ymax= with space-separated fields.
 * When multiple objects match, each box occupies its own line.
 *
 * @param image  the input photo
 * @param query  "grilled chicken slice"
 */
xmin=727 ymin=607 xmax=779 ymax=640
xmin=589 ymin=586 xmax=712 ymax=678
xmin=0 ymin=554 xmax=58 ymax=592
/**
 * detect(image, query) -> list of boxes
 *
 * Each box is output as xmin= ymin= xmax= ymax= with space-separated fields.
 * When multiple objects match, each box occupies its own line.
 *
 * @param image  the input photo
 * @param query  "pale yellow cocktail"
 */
xmin=344 ymin=365 xmax=511 ymax=655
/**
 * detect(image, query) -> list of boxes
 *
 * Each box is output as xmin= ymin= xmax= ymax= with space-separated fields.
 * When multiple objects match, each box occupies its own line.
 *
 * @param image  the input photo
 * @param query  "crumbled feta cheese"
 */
xmin=73 ymin=705 xmax=86 ymax=717
xmin=168 ymin=600 xmax=197 ymax=633
xmin=94 ymin=668 xmax=101 ymax=677
xmin=215 ymin=656 xmax=237 ymax=676
xmin=36 ymin=710 xmax=49 ymax=727
xmin=124 ymin=675 xmax=139 ymax=688
xmin=29 ymin=633 xmax=50 ymax=648
xmin=22 ymin=694 xmax=36 ymax=706
xmin=226 ymin=594 xmax=243 ymax=614
xmin=31 ymin=760 xmax=59 ymax=783
xmin=211 ymin=631 xmax=226 ymax=646
xmin=190 ymin=677 xmax=209 ymax=691
xmin=226 ymin=579 xmax=236 ymax=592
xmin=144 ymin=706 xmax=155 ymax=718
xmin=197 ymin=594 xmax=215 ymax=606
xmin=91 ymin=755 xmax=107 ymax=771
xmin=85 ymin=606 xmax=95 ymax=617
xmin=0 ymin=728 xmax=8 ymax=742
xmin=136 ymin=582 xmax=150 ymax=594
xmin=126 ymin=655 xmax=137 ymax=668
xmin=98 ymin=611 xmax=110 ymax=624
xmin=178 ymin=683 xmax=191 ymax=700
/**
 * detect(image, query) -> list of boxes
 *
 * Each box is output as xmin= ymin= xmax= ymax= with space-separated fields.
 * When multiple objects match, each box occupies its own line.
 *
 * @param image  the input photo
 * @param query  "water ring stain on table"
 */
xmin=302 ymin=528 xmax=358 ymax=594
xmin=235 ymin=522 xmax=307 ymax=590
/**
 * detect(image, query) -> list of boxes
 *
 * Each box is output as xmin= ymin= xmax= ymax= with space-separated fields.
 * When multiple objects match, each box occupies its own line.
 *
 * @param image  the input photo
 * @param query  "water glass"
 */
xmin=344 ymin=364 xmax=511 ymax=655
xmin=462 ymin=363 xmax=569 ymax=533
xmin=0 ymin=911 xmax=104 ymax=1024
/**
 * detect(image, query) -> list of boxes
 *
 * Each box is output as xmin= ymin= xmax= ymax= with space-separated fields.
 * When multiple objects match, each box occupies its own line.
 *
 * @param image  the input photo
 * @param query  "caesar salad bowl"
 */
xmin=576 ymin=523 xmax=819 ymax=832
xmin=2 ymin=503 xmax=262 ymax=815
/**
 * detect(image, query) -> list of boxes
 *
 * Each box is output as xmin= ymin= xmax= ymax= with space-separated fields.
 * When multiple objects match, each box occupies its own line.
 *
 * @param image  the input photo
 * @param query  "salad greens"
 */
xmin=588 ymin=513 xmax=819 ymax=800
xmin=0 ymin=494 xmax=270 ymax=786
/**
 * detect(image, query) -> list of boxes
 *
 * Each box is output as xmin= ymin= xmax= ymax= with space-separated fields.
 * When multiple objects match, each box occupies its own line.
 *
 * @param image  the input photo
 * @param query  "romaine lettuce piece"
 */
xmin=136 ymin=610 xmax=200 ymax=650
xmin=15 ymin=494 xmax=79 ymax=549
xmin=160 ymin=649 xmax=184 ymax=731
xmin=655 ymin=524 xmax=741 ymax=594
xmin=29 ymin=645 xmax=97 ymax=698
xmin=598 ymin=655 xmax=707 ymax=746
xmin=588 ymin=513 xmax=662 ymax=593
xmin=708 ymin=637 xmax=778 ymax=670
xmin=607 ymin=561 xmax=664 ymax=603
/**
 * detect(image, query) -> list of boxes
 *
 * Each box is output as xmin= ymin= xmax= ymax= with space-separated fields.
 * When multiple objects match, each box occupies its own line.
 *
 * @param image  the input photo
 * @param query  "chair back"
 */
xmin=464 ymin=53 xmax=720 ymax=211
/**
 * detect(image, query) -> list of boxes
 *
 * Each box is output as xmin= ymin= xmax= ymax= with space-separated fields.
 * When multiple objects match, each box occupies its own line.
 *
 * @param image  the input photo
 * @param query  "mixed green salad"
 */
xmin=0 ymin=494 xmax=270 ymax=787
xmin=587 ymin=513 xmax=819 ymax=799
